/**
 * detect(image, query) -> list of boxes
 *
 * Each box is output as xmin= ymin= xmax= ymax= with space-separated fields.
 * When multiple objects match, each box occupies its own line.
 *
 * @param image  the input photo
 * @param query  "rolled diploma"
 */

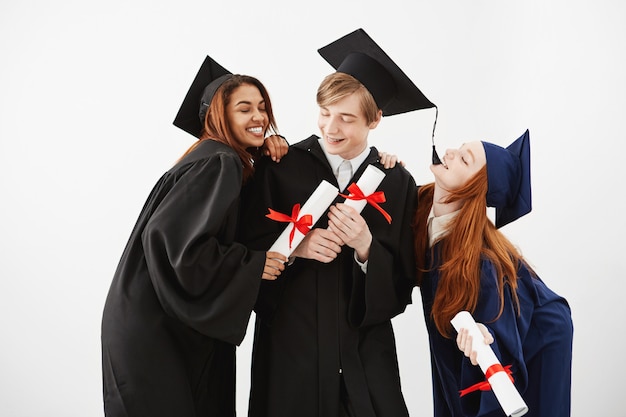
xmin=451 ymin=311 xmax=529 ymax=417
xmin=268 ymin=179 xmax=339 ymax=258
xmin=340 ymin=164 xmax=386 ymax=212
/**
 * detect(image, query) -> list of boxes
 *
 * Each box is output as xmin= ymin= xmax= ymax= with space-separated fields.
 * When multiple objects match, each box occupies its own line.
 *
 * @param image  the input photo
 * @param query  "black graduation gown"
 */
xmin=420 ymin=244 xmax=573 ymax=417
xmin=239 ymin=135 xmax=417 ymax=417
xmin=101 ymin=140 xmax=266 ymax=417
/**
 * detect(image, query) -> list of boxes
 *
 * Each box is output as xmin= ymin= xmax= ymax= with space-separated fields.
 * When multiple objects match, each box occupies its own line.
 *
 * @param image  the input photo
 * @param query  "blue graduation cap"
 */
xmin=173 ymin=55 xmax=233 ymax=138
xmin=482 ymin=129 xmax=532 ymax=228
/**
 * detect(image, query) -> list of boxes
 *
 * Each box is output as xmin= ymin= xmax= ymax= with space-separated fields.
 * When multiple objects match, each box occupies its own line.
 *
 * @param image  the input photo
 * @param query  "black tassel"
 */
xmin=432 ymin=145 xmax=442 ymax=165
xmin=431 ymin=106 xmax=442 ymax=165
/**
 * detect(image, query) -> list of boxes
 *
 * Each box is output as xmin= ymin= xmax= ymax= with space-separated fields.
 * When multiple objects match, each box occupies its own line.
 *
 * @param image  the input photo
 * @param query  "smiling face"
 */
xmin=431 ymin=141 xmax=487 ymax=191
xmin=317 ymin=92 xmax=381 ymax=160
xmin=226 ymin=83 xmax=268 ymax=149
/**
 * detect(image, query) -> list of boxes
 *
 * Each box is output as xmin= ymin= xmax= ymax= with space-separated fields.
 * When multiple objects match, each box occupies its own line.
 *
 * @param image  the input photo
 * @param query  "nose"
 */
xmin=252 ymin=108 xmax=266 ymax=122
xmin=324 ymin=116 xmax=339 ymax=134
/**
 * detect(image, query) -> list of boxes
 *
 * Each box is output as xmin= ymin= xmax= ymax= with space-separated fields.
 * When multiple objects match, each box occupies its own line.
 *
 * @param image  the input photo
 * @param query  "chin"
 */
xmin=322 ymin=143 xmax=340 ymax=155
xmin=250 ymin=138 xmax=265 ymax=148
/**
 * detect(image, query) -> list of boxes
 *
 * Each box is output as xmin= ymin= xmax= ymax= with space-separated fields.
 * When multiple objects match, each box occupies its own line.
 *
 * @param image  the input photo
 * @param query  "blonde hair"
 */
xmin=316 ymin=72 xmax=380 ymax=125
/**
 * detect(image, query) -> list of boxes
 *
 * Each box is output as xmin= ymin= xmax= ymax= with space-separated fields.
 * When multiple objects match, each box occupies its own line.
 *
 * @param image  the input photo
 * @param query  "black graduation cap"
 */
xmin=482 ymin=129 xmax=532 ymax=228
xmin=318 ymin=28 xmax=435 ymax=117
xmin=318 ymin=28 xmax=440 ymax=162
xmin=173 ymin=55 xmax=233 ymax=138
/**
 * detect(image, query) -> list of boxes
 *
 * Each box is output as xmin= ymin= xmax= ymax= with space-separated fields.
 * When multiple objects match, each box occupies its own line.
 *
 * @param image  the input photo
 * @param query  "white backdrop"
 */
xmin=1 ymin=1 xmax=624 ymax=416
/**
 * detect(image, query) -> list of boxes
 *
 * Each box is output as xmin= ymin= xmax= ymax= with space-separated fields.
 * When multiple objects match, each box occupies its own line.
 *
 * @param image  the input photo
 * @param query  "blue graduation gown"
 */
xmin=420 ymin=243 xmax=573 ymax=417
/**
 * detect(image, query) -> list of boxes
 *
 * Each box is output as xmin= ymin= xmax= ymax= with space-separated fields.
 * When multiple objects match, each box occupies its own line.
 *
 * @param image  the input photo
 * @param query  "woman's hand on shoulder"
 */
xmin=378 ymin=151 xmax=405 ymax=169
xmin=263 ymin=135 xmax=289 ymax=163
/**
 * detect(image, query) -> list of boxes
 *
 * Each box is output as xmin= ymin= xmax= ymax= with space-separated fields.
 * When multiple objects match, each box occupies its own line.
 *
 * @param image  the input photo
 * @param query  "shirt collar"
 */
xmin=428 ymin=207 xmax=460 ymax=248
xmin=319 ymin=138 xmax=370 ymax=175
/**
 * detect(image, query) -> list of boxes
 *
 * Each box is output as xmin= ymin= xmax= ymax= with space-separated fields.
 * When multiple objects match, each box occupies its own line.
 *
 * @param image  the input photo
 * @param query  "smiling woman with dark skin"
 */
xmin=100 ymin=56 xmax=289 ymax=417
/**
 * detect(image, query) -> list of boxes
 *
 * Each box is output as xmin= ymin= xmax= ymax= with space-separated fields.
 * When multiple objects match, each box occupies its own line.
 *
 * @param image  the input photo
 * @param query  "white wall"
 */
xmin=1 ymin=0 xmax=623 ymax=416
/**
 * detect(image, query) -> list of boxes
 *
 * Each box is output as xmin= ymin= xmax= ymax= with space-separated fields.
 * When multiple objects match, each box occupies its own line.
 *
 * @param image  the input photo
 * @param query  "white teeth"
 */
xmin=248 ymin=127 xmax=262 ymax=133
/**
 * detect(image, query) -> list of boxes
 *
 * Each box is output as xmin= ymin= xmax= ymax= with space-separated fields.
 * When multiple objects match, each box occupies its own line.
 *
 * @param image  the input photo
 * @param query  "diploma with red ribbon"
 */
xmin=451 ymin=311 xmax=529 ymax=417
xmin=266 ymin=180 xmax=339 ymax=257
xmin=338 ymin=164 xmax=391 ymax=223
xmin=459 ymin=364 xmax=513 ymax=397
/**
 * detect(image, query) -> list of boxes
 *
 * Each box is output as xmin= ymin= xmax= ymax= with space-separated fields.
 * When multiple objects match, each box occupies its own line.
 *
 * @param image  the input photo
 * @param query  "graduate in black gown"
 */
xmin=239 ymin=29 xmax=435 ymax=417
xmin=100 ymin=55 xmax=289 ymax=417
xmin=413 ymin=131 xmax=573 ymax=416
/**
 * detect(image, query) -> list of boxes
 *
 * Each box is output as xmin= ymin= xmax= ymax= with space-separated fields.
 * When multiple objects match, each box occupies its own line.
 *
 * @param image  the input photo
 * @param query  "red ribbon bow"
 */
xmin=266 ymin=203 xmax=313 ymax=248
xmin=339 ymin=183 xmax=392 ymax=224
xmin=459 ymin=364 xmax=514 ymax=397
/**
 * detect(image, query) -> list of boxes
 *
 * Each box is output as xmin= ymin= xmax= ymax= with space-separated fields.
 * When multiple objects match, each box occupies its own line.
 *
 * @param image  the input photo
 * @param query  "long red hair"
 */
xmin=178 ymin=75 xmax=279 ymax=182
xmin=413 ymin=167 xmax=526 ymax=337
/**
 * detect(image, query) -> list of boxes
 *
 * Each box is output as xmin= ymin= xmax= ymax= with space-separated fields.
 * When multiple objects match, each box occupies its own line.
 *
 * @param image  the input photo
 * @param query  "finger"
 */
xmin=262 ymin=251 xmax=287 ymax=280
xmin=458 ymin=329 xmax=469 ymax=355
xmin=470 ymin=350 xmax=479 ymax=366
xmin=314 ymin=235 xmax=343 ymax=255
xmin=335 ymin=203 xmax=358 ymax=217
xmin=279 ymin=137 xmax=289 ymax=154
xmin=262 ymin=265 xmax=280 ymax=280
xmin=319 ymin=227 xmax=345 ymax=246
xmin=262 ymin=271 xmax=279 ymax=280
xmin=311 ymin=248 xmax=338 ymax=263
xmin=264 ymin=259 xmax=284 ymax=273
xmin=476 ymin=323 xmax=493 ymax=345
xmin=267 ymin=142 xmax=278 ymax=161
xmin=266 ymin=259 xmax=286 ymax=272
xmin=329 ymin=205 xmax=355 ymax=228
xmin=464 ymin=334 xmax=473 ymax=357
xmin=267 ymin=251 xmax=288 ymax=263
xmin=327 ymin=219 xmax=353 ymax=245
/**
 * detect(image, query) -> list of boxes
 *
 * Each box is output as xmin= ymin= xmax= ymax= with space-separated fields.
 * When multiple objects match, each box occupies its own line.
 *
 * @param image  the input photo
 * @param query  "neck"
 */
xmin=432 ymin=183 xmax=462 ymax=217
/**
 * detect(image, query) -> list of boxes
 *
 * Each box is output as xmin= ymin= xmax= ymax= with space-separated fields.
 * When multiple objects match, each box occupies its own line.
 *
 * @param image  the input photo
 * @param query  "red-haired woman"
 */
xmin=413 ymin=131 xmax=573 ymax=417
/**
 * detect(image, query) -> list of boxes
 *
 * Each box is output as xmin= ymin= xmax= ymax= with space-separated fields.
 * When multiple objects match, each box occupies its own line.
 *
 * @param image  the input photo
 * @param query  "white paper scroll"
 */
xmin=268 ymin=180 xmax=339 ymax=258
xmin=340 ymin=164 xmax=386 ymax=213
xmin=451 ymin=311 xmax=529 ymax=417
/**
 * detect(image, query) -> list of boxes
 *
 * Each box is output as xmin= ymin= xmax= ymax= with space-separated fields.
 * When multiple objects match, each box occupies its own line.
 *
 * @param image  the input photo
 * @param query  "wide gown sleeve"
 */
xmin=142 ymin=152 xmax=265 ymax=346
xmin=458 ymin=260 xmax=531 ymax=417
xmin=238 ymin=156 xmax=293 ymax=323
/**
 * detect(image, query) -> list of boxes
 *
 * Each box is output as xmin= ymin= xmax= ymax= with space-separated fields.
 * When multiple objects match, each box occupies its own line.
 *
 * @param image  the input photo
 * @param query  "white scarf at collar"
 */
xmin=427 ymin=207 xmax=460 ymax=248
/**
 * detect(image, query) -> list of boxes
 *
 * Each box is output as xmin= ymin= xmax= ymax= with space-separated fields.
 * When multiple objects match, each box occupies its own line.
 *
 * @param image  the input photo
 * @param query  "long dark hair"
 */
xmin=180 ymin=75 xmax=279 ymax=182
